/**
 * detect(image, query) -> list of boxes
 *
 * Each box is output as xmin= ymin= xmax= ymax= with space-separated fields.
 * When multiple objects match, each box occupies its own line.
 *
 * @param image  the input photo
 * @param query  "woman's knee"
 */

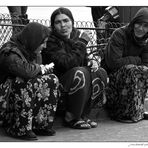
xmin=72 ymin=67 xmax=89 ymax=73
xmin=96 ymin=67 xmax=108 ymax=86
xmin=43 ymin=74 xmax=59 ymax=88
xmin=71 ymin=67 xmax=90 ymax=79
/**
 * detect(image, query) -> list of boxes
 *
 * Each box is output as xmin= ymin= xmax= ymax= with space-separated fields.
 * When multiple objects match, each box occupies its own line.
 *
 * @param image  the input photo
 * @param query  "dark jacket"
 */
xmin=0 ymin=22 xmax=50 ymax=84
xmin=42 ymin=28 xmax=89 ymax=76
xmin=0 ymin=41 xmax=41 ymax=84
xmin=104 ymin=7 xmax=148 ymax=72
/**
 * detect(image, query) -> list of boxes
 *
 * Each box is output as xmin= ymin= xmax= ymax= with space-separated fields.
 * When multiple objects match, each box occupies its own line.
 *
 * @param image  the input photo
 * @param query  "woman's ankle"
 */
xmin=65 ymin=111 xmax=75 ymax=122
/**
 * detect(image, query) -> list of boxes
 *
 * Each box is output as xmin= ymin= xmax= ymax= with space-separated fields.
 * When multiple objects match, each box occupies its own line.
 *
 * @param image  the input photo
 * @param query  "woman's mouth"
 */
xmin=61 ymin=29 xmax=68 ymax=33
xmin=134 ymin=29 xmax=145 ymax=38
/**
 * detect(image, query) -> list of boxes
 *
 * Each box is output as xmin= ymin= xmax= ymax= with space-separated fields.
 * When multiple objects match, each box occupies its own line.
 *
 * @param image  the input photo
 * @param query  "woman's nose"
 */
xmin=139 ymin=25 xmax=144 ymax=31
xmin=61 ymin=21 xmax=65 ymax=27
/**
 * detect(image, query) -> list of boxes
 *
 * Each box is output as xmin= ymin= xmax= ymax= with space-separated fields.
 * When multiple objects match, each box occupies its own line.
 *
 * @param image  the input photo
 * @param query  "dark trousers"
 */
xmin=60 ymin=67 xmax=91 ymax=119
xmin=7 ymin=6 xmax=29 ymax=35
xmin=59 ymin=66 xmax=107 ymax=120
xmin=7 ymin=6 xmax=28 ymax=16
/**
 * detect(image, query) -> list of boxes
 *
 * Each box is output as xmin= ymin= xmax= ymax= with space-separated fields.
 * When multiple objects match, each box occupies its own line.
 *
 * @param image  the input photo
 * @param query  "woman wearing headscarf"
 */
xmin=0 ymin=22 xmax=59 ymax=140
xmin=42 ymin=7 xmax=108 ymax=129
xmin=103 ymin=7 xmax=148 ymax=122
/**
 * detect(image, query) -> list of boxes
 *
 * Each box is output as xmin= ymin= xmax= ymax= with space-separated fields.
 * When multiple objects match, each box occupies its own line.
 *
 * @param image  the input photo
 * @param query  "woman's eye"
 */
xmin=64 ymin=19 xmax=69 ymax=23
xmin=55 ymin=21 xmax=60 ymax=25
xmin=144 ymin=24 xmax=148 ymax=28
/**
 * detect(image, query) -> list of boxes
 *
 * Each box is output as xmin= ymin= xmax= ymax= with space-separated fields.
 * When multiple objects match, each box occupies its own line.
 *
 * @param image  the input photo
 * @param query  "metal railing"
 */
xmin=0 ymin=13 xmax=126 ymax=64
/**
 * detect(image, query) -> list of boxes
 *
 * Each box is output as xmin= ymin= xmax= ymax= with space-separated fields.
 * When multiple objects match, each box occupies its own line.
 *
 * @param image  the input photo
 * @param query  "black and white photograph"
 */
xmin=1 ymin=0 xmax=148 ymax=147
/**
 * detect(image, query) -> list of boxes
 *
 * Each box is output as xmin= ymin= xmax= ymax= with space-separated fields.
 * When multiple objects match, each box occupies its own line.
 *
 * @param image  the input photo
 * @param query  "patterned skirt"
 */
xmin=0 ymin=74 xmax=59 ymax=137
xmin=106 ymin=65 xmax=148 ymax=122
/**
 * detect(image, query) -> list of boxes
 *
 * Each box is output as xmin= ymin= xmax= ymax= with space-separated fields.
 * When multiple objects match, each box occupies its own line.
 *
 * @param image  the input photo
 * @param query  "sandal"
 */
xmin=63 ymin=119 xmax=91 ymax=129
xmin=85 ymin=119 xmax=98 ymax=128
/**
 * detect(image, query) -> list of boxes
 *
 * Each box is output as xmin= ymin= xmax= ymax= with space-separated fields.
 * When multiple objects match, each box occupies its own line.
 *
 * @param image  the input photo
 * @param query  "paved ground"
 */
xmin=0 ymin=108 xmax=148 ymax=142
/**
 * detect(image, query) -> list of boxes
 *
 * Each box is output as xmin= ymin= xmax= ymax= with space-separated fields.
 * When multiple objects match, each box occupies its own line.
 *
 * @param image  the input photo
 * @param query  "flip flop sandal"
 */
xmin=86 ymin=119 xmax=98 ymax=128
xmin=64 ymin=119 xmax=91 ymax=129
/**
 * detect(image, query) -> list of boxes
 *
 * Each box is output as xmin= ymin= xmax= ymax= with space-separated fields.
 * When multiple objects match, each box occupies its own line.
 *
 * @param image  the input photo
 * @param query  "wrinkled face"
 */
xmin=54 ymin=14 xmax=73 ymax=38
xmin=134 ymin=22 xmax=148 ymax=38
xmin=35 ymin=37 xmax=48 ymax=54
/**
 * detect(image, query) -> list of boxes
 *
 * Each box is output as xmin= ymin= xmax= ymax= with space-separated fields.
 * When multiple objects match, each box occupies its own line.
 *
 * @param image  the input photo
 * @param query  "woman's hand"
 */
xmin=16 ymin=77 xmax=24 ymax=83
xmin=88 ymin=60 xmax=99 ymax=72
xmin=80 ymin=30 xmax=92 ymax=42
xmin=40 ymin=63 xmax=54 ymax=74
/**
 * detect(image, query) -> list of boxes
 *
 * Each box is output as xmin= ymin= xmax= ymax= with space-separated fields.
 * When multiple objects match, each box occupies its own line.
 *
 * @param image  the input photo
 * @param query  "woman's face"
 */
xmin=134 ymin=22 xmax=148 ymax=38
xmin=54 ymin=14 xmax=73 ymax=38
xmin=35 ymin=37 xmax=48 ymax=54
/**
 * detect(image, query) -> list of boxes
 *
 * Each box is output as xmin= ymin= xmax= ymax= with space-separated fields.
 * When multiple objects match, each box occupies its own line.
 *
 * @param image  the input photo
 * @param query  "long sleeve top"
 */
xmin=42 ymin=29 xmax=89 ymax=76
xmin=105 ymin=26 xmax=148 ymax=72
xmin=0 ymin=41 xmax=41 ymax=84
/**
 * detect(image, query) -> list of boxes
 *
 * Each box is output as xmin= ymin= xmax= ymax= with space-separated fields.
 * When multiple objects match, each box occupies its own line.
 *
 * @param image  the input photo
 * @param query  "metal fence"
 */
xmin=0 ymin=13 xmax=126 ymax=63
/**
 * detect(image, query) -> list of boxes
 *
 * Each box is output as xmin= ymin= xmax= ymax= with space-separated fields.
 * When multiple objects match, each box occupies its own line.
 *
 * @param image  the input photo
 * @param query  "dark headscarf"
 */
xmin=50 ymin=7 xmax=74 ymax=30
xmin=12 ymin=22 xmax=50 ymax=61
xmin=130 ymin=7 xmax=148 ymax=26
xmin=127 ymin=7 xmax=148 ymax=46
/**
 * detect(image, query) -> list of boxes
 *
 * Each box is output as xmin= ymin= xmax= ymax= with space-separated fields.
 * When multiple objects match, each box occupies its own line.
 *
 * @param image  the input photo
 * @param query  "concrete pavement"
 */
xmin=0 ymin=108 xmax=148 ymax=142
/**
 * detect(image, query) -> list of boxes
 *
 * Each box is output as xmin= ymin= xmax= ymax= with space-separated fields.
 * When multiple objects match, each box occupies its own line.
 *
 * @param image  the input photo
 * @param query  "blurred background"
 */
xmin=1 ymin=6 xmax=147 ymax=23
xmin=0 ymin=6 xmax=93 ymax=22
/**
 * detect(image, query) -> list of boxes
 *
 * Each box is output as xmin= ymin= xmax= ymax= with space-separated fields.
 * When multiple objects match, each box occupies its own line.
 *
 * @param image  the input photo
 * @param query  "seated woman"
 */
xmin=42 ymin=7 xmax=108 ymax=129
xmin=0 ymin=22 xmax=59 ymax=140
xmin=103 ymin=7 xmax=148 ymax=122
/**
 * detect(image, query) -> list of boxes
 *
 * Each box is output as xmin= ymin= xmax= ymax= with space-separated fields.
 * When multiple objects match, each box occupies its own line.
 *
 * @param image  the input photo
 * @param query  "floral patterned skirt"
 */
xmin=0 ymin=74 xmax=59 ymax=137
xmin=106 ymin=65 xmax=148 ymax=122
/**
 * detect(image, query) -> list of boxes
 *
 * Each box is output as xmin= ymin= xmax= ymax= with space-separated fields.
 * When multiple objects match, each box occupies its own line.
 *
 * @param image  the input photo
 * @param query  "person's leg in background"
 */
xmin=7 ymin=6 xmax=29 ymax=35
xmin=90 ymin=6 xmax=107 ymax=45
xmin=20 ymin=6 xmax=29 ymax=25
xmin=7 ymin=6 xmax=22 ymax=17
